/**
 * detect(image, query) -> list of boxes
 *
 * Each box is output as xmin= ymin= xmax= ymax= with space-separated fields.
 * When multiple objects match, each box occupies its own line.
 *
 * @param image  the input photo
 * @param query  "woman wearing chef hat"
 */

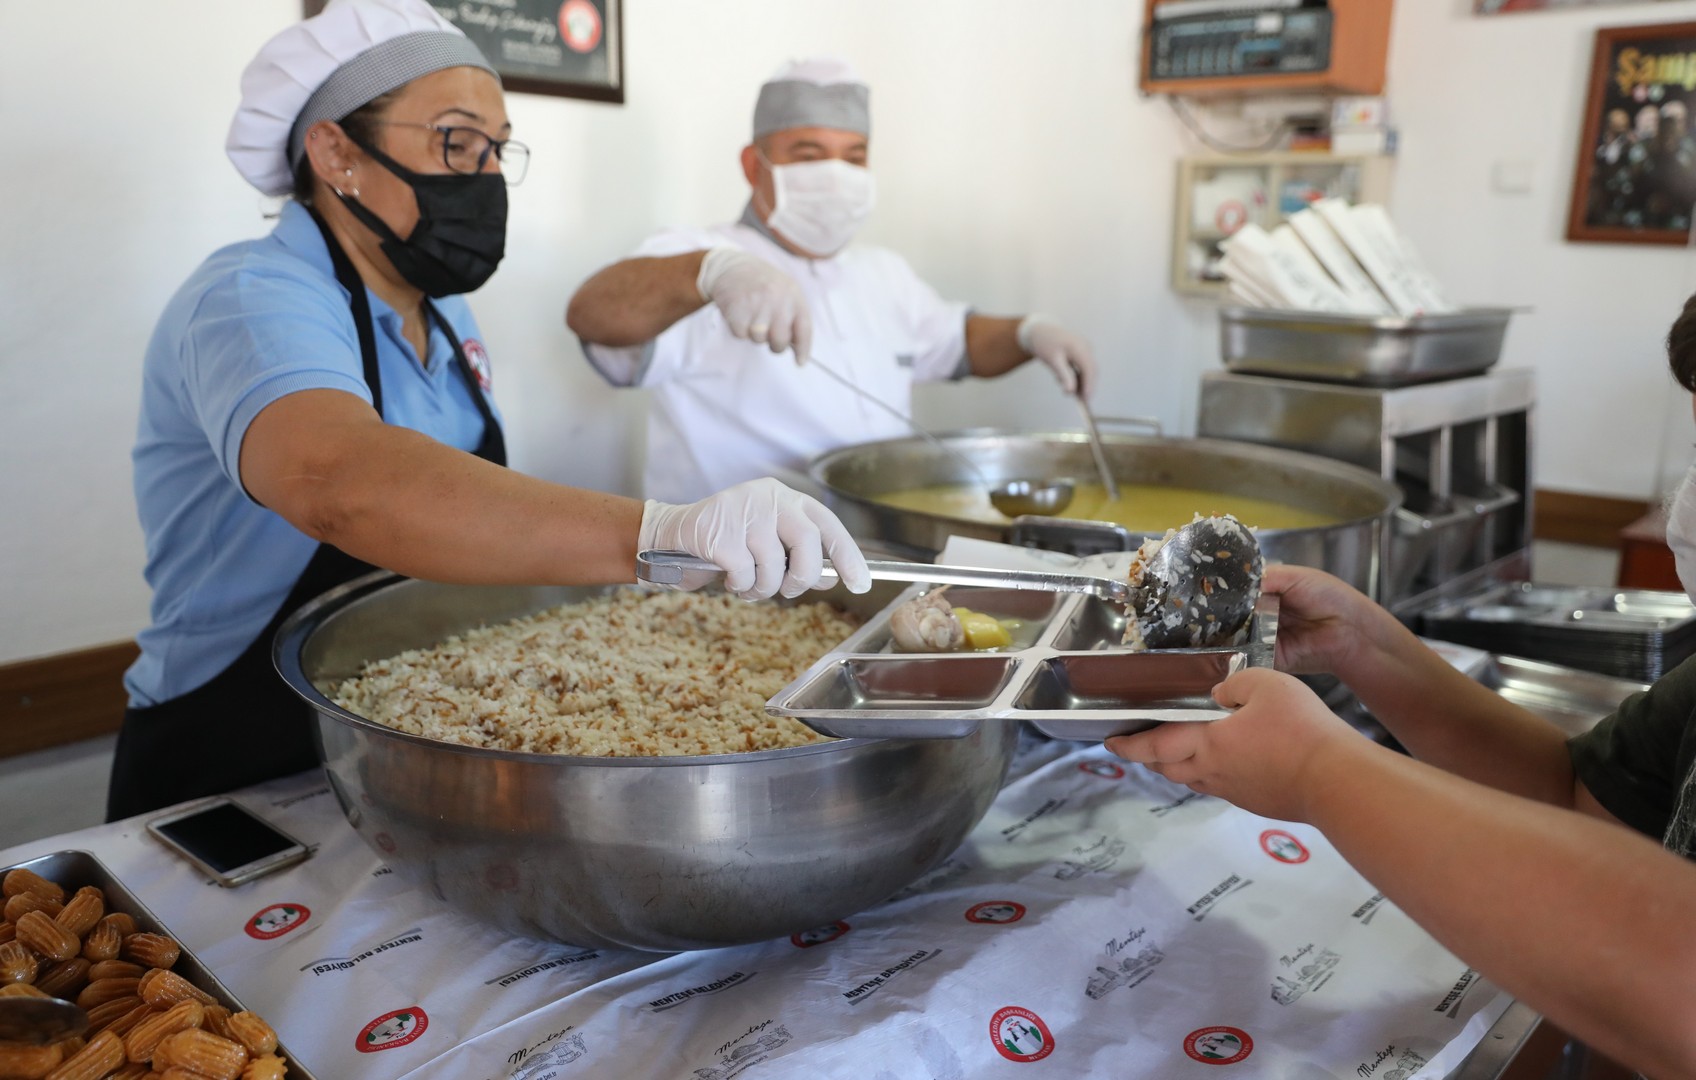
xmin=112 ymin=0 xmax=869 ymax=819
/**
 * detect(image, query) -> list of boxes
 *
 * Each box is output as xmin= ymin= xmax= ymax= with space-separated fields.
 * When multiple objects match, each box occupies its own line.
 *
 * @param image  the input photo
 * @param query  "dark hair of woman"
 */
xmin=1669 ymin=291 xmax=1696 ymax=394
xmin=289 ymin=90 xmax=401 ymax=204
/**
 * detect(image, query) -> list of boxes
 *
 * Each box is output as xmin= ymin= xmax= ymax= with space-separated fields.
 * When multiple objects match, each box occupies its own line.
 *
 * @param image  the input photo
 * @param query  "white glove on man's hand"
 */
xmin=638 ymin=478 xmax=871 ymax=601
xmin=1017 ymin=314 xmax=1097 ymax=400
xmin=697 ymin=246 xmax=813 ymax=363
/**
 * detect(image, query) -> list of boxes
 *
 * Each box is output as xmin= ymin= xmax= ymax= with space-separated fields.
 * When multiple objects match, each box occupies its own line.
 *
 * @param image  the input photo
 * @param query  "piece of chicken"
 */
xmin=889 ymin=588 xmax=965 ymax=653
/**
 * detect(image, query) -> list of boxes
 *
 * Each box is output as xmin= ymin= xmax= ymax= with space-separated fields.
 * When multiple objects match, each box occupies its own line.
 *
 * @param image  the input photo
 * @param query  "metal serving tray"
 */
xmin=766 ymin=584 xmax=1278 ymax=741
xmin=1475 ymin=654 xmax=1646 ymax=739
xmin=1220 ymin=306 xmax=1514 ymax=386
xmin=1420 ymin=582 xmax=1696 ymax=682
xmin=2 ymin=850 xmax=318 ymax=1080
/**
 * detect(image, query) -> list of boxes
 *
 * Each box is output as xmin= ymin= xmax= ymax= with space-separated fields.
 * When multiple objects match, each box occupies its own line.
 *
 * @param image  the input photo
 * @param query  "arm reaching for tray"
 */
xmin=1106 ymin=668 xmax=1696 ymax=1080
xmin=1258 ymin=565 xmax=1583 ymax=805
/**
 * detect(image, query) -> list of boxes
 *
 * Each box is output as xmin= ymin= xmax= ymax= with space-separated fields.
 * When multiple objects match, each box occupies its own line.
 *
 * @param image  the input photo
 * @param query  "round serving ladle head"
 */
xmin=989 ymin=365 xmax=1113 ymax=520
xmin=0 ymin=996 xmax=87 ymax=1045
xmin=1126 ymin=516 xmax=1263 ymax=650
xmin=988 ymin=477 xmax=1075 ymax=518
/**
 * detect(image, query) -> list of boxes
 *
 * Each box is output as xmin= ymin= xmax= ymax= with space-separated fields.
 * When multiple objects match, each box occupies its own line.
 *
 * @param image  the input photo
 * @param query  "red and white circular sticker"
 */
xmin=965 ymin=901 xmax=1027 ymax=925
xmin=1215 ymin=201 xmax=1249 ymax=235
xmin=790 ymin=921 xmax=850 ymax=948
xmin=245 ymin=903 xmax=310 ymax=941
xmin=484 ymin=862 xmax=520 ymax=893
xmin=991 ymin=1006 xmax=1055 ymax=1063
xmin=990 ymin=1003 xmax=1051 ymax=1064
xmin=1260 ymin=829 xmax=1311 ymax=865
xmin=1078 ymin=761 xmax=1125 ymax=780
xmin=1184 ymin=1026 xmax=1253 ymax=1065
xmin=559 ymin=0 xmax=603 ymax=53
xmin=356 ymin=1007 xmax=429 ymax=1053
xmin=462 ymin=338 xmax=492 ymax=392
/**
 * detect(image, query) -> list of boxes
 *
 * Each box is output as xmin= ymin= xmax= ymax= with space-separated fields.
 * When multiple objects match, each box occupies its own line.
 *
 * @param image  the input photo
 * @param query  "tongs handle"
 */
xmin=636 ymin=551 xmax=1127 ymax=602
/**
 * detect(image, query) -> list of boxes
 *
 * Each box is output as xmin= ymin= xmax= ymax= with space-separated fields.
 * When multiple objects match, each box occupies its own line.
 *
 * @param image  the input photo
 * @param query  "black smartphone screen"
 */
xmin=154 ymin=803 xmax=296 ymax=873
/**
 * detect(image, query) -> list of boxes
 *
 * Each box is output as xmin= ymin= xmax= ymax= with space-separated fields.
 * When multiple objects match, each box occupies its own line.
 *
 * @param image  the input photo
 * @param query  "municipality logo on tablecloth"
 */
xmin=245 ymin=903 xmax=310 ymax=940
xmin=991 ymin=1006 xmax=1055 ymax=1063
xmin=964 ymin=900 xmax=1026 ymax=925
xmin=790 ymin=922 xmax=850 ymax=948
xmin=356 ymin=1007 xmax=428 ymax=1054
xmin=1260 ymin=829 xmax=1312 ymax=864
xmin=1185 ymin=1026 xmax=1254 ymax=1065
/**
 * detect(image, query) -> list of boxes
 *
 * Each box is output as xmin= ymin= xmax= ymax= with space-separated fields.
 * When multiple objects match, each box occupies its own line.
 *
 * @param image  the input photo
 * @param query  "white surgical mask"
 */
xmin=1666 ymin=462 xmax=1696 ymax=604
xmin=761 ymin=156 xmax=876 ymax=257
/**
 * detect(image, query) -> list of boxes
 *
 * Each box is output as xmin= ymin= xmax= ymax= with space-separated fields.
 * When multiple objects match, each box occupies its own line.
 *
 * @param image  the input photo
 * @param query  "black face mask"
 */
xmin=336 ymin=141 xmax=507 ymax=298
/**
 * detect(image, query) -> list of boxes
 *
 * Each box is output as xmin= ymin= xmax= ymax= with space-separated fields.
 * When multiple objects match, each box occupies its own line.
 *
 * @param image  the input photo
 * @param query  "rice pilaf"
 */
xmin=332 ymin=590 xmax=859 ymax=756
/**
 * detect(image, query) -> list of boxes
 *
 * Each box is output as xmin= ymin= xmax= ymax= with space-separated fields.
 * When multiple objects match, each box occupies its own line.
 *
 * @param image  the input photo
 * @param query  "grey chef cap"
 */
xmin=752 ymin=57 xmax=871 ymax=140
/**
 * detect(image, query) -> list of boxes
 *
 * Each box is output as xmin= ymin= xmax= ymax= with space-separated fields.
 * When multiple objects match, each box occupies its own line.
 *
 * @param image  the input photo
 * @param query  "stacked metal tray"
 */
xmin=1419 ymin=582 xmax=1696 ymax=682
xmin=766 ymin=583 xmax=1278 ymax=741
xmin=1 ymin=850 xmax=318 ymax=1080
xmin=1219 ymin=307 xmax=1514 ymax=386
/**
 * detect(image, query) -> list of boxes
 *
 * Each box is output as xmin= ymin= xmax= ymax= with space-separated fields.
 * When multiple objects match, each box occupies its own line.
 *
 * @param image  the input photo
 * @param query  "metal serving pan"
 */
xmin=1420 ymin=582 xmax=1696 ymax=682
xmin=1220 ymin=307 xmax=1514 ymax=386
xmin=1 ymin=850 xmax=317 ymax=1079
xmin=766 ymin=584 xmax=1278 ymax=741
xmin=1475 ymin=654 xmax=1646 ymax=738
xmin=276 ymin=573 xmax=1017 ymax=952
xmin=810 ymin=431 xmax=1400 ymax=599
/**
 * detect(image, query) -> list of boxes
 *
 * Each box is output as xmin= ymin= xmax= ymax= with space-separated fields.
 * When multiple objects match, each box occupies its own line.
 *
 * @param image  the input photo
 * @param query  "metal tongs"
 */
xmin=636 ymin=551 xmax=1130 ymax=604
xmin=0 ymin=996 xmax=86 ymax=1044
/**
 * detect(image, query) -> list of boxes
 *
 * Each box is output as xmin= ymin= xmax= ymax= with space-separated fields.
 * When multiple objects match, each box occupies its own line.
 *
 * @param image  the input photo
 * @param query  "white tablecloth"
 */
xmin=0 ymin=733 xmax=1509 ymax=1079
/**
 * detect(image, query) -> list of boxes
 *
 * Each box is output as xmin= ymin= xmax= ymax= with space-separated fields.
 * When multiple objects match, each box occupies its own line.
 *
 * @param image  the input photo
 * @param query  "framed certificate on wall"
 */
xmin=1568 ymin=21 xmax=1696 ymax=243
xmin=1477 ymin=0 xmax=1676 ymax=13
xmin=302 ymin=0 xmax=623 ymax=103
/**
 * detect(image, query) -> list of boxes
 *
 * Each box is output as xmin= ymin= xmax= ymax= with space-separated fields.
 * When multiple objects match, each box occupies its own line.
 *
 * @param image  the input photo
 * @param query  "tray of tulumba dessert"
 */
xmin=762 ymin=518 xmax=1278 ymax=741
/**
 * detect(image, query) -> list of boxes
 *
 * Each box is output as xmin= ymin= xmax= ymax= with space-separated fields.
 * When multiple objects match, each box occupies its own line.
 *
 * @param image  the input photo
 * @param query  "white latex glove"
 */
xmin=638 ymin=477 xmax=871 ymax=601
xmin=1017 ymin=314 xmax=1098 ymax=400
xmin=697 ymin=246 xmax=814 ymax=363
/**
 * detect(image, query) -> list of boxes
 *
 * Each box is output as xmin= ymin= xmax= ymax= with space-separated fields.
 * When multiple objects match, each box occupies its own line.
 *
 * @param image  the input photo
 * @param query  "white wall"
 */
xmin=1385 ymin=0 xmax=1696 ymax=501
xmin=7 ymin=0 xmax=1694 ymax=667
xmin=0 ymin=0 xmax=1192 ymax=664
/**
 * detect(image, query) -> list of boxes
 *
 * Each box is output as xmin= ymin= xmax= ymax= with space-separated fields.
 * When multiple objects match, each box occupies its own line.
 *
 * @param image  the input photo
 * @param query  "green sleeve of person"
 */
xmin=1568 ymin=654 xmax=1696 ymax=841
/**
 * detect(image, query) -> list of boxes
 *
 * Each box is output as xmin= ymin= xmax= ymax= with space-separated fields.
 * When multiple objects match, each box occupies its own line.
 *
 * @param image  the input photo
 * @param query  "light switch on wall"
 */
xmin=1491 ymin=160 xmax=1536 ymax=195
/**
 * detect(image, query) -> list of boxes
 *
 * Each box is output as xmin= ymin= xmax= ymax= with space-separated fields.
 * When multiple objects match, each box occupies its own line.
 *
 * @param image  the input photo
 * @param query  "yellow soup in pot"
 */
xmin=872 ymin=482 xmax=1340 ymax=532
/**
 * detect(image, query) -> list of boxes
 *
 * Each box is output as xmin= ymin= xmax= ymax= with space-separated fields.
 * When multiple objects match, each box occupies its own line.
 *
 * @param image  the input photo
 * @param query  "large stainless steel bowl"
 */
xmin=812 ymin=430 xmax=1403 ymax=599
xmin=274 ymin=572 xmax=1016 ymax=952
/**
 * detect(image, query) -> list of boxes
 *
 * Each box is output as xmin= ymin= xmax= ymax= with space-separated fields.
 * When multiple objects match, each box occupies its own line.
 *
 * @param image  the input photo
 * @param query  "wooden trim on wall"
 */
xmin=0 ymin=642 xmax=136 ymax=760
xmin=1533 ymin=488 xmax=1649 ymax=549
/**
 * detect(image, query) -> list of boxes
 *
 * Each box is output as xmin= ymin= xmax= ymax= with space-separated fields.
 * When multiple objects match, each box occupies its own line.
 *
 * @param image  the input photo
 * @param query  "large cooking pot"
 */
xmin=274 ymin=572 xmax=1015 ymax=952
xmin=812 ymin=430 xmax=1403 ymax=599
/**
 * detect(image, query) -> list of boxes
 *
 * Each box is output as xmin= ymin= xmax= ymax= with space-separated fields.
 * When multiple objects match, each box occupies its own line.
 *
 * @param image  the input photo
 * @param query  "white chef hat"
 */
xmin=227 ymin=0 xmax=496 ymax=196
xmin=752 ymin=57 xmax=870 ymax=140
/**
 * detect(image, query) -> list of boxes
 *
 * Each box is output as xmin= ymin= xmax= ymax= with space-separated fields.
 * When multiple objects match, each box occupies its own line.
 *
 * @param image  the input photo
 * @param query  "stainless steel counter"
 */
xmin=1452 ymin=1002 xmax=1543 ymax=1080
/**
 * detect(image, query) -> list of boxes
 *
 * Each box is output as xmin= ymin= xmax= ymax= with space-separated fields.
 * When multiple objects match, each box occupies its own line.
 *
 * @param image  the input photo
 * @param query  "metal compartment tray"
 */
xmin=2 ymin=850 xmax=318 ymax=1080
xmin=1419 ymin=581 xmax=1696 ymax=682
xmin=1220 ymin=306 xmax=1514 ymax=386
xmin=767 ymin=583 xmax=1278 ymax=741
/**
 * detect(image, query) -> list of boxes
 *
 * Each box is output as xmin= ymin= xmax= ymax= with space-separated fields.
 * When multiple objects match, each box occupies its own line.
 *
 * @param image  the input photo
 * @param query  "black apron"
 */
xmin=106 ymin=212 xmax=506 ymax=821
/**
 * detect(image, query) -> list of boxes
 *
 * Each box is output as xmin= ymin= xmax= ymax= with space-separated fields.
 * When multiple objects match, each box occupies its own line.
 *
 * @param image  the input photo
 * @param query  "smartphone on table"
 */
xmin=146 ymin=797 xmax=311 ymax=887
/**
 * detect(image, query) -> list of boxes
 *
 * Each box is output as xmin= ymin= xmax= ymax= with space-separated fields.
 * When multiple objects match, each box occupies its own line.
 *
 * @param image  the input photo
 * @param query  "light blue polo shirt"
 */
xmin=126 ymin=201 xmax=502 ymax=707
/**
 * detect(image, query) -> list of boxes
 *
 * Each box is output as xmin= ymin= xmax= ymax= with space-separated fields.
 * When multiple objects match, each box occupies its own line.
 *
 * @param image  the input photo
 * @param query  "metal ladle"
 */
xmin=1072 ymin=366 xmax=1120 ymax=504
xmin=804 ymin=356 xmax=1075 ymax=517
xmin=1125 ymin=516 xmax=1263 ymax=649
xmin=0 ymin=996 xmax=87 ymax=1045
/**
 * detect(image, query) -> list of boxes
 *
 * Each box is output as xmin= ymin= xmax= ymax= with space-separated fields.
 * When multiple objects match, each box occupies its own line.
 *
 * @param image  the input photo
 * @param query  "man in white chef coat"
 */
xmin=566 ymin=57 xmax=1098 ymax=503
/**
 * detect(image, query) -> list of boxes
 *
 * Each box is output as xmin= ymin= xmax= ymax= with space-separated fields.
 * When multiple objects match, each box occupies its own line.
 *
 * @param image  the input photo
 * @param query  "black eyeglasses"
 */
xmin=365 ymin=121 xmax=531 ymax=185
